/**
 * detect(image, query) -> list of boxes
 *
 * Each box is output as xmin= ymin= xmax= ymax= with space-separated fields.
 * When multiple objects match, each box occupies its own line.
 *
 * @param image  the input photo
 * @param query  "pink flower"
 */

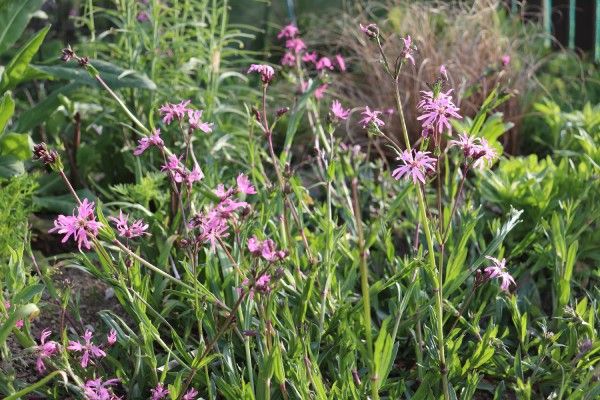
xmin=247 ymin=64 xmax=275 ymax=84
xmin=137 ymin=11 xmax=150 ymax=23
xmin=401 ymin=35 xmax=416 ymax=66
xmin=392 ymin=150 xmax=436 ymax=185
xmin=68 ymin=329 xmax=106 ymax=368
xmin=247 ymin=236 xmax=286 ymax=262
xmin=330 ymin=100 xmax=350 ymax=120
xmin=182 ymin=388 xmax=199 ymax=400
xmin=359 ymin=23 xmax=379 ymax=38
xmin=49 ymin=198 xmax=102 ymax=250
xmin=217 ymin=198 xmax=248 ymax=217
xmin=161 ymin=154 xmax=185 ymax=182
xmin=109 ymin=211 xmax=148 ymax=239
xmin=237 ymin=174 xmax=256 ymax=195
xmin=134 ymin=129 xmax=164 ymax=156
xmin=35 ymin=329 xmax=58 ymax=373
xmin=449 ymin=133 xmax=479 ymax=157
xmin=472 ymin=138 xmax=497 ymax=169
xmin=196 ymin=213 xmax=229 ymax=251
xmin=107 ymin=329 xmax=117 ymax=345
xmin=187 ymin=165 xmax=204 ymax=185
xmin=484 ymin=256 xmax=515 ymax=292
xmin=501 ymin=54 xmax=511 ymax=67
xmin=255 ymin=274 xmax=272 ymax=293
xmin=188 ymin=110 xmax=214 ymax=133
xmin=285 ymin=38 xmax=306 ymax=54
xmin=277 ymin=24 xmax=299 ymax=39
xmin=281 ymin=52 xmax=296 ymax=66
xmin=335 ymin=54 xmax=346 ymax=72
xmin=440 ymin=64 xmax=448 ymax=80
xmin=159 ymin=100 xmax=191 ymax=125
xmin=359 ymin=106 xmax=385 ymax=128
xmin=84 ymin=378 xmax=120 ymax=400
xmin=417 ymin=89 xmax=461 ymax=136
xmin=150 ymin=383 xmax=169 ymax=400
xmin=302 ymin=51 xmax=318 ymax=64
xmin=3 ymin=301 xmax=24 ymax=329
xmin=214 ymin=184 xmax=234 ymax=200
xmin=314 ymin=83 xmax=328 ymax=100
xmin=316 ymin=57 xmax=334 ymax=71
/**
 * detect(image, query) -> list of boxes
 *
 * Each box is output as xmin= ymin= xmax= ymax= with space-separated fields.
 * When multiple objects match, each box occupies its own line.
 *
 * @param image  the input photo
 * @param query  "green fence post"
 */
xmin=544 ymin=0 xmax=552 ymax=48
xmin=568 ymin=0 xmax=575 ymax=50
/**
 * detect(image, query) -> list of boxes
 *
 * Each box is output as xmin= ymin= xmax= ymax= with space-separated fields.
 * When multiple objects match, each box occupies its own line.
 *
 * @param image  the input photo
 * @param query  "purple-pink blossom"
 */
xmin=335 ymin=54 xmax=346 ymax=72
xmin=330 ymin=100 xmax=350 ymax=121
xmin=109 ymin=211 xmax=148 ymax=239
xmin=449 ymin=133 xmax=479 ymax=157
xmin=359 ymin=23 xmax=379 ymax=38
xmin=35 ymin=329 xmax=58 ymax=373
xmin=133 ymin=129 xmax=164 ymax=156
xmin=237 ymin=173 xmax=256 ymax=195
xmin=84 ymin=378 xmax=120 ymax=400
xmin=247 ymin=64 xmax=275 ymax=84
xmin=484 ymin=256 xmax=515 ymax=292
xmin=501 ymin=54 xmax=511 ymax=67
xmin=401 ymin=35 xmax=416 ymax=66
xmin=67 ymin=329 xmax=107 ymax=368
xmin=359 ymin=106 xmax=385 ymax=129
xmin=417 ymin=89 xmax=462 ymax=136
xmin=247 ymin=235 xmax=286 ymax=262
xmin=440 ymin=64 xmax=448 ymax=80
xmin=150 ymin=383 xmax=169 ymax=400
xmin=281 ymin=52 xmax=296 ymax=66
xmin=314 ymin=83 xmax=328 ymax=100
xmin=316 ymin=57 xmax=334 ymax=71
xmin=302 ymin=51 xmax=318 ymax=64
xmin=159 ymin=100 xmax=191 ymax=125
xmin=49 ymin=198 xmax=102 ymax=250
xmin=285 ymin=38 xmax=306 ymax=54
xmin=3 ymin=301 xmax=24 ymax=329
xmin=107 ymin=329 xmax=117 ymax=345
xmin=392 ymin=150 xmax=436 ymax=185
xmin=188 ymin=110 xmax=214 ymax=133
xmin=277 ymin=24 xmax=299 ymax=39
xmin=182 ymin=388 xmax=199 ymax=400
xmin=161 ymin=155 xmax=203 ymax=185
xmin=472 ymin=138 xmax=497 ymax=169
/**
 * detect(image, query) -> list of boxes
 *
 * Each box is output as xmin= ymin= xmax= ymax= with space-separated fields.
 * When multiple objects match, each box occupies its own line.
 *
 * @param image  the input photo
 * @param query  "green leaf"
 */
xmin=15 ymin=83 xmax=78 ymax=132
xmin=0 ymin=132 xmax=32 ymax=160
xmin=0 ymin=155 xmax=24 ymax=177
xmin=0 ymin=0 xmax=45 ymax=55
xmin=34 ymin=60 xmax=157 ymax=90
xmin=0 ymin=25 xmax=50 ymax=93
xmin=0 ymin=91 xmax=15 ymax=134
xmin=280 ymin=80 xmax=319 ymax=163
xmin=0 ymin=303 xmax=39 ymax=346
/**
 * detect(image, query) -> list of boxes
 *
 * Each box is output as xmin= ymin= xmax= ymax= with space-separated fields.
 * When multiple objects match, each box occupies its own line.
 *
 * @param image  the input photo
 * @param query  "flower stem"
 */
xmin=351 ymin=179 xmax=378 ymax=400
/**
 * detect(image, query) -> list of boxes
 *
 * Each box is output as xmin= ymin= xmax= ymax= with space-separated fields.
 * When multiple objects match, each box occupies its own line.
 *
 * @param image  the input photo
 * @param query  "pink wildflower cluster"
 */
xmin=417 ymin=89 xmax=462 ymax=137
xmin=276 ymin=23 xmax=346 ymax=100
xmin=247 ymin=64 xmax=275 ymax=84
xmin=3 ymin=301 xmax=24 ymax=329
xmin=449 ymin=133 xmax=498 ymax=168
xmin=330 ymin=100 xmax=350 ymax=121
xmin=109 ymin=211 xmax=149 ymax=239
xmin=248 ymin=235 xmax=287 ymax=262
xmin=67 ymin=329 xmax=107 ymax=368
xmin=161 ymin=154 xmax=204 ymax=186
xmin=359 ymin=23 xmax=379 ymax=39
xmin=241 ymin=273 xmax=273 ymax=300
xmin=400 ymin=35 xmax=416 ymax=66
xmin=84 ymin=378 xmax=121 ymax=400
xmin=484 ymin=256 xmax=515 ymax=292
xmin=392 ymin=150 xmax=437 ymax=185
xmin=182 ymin=388 xmax=199 ymax=400
xmin=359 ymin=106 xmax=385 ymax=129
xmin=134 ymin=129 xmax=164 ymax=156
xmin=35 ymin=329 xmax=59 ymax=373
xmin=150 ymin=383 xmax=169 ymax=400
xmin=189 ymin=174 xmax=256 ymax=250
xmin=158 ymin=100 xmax=214 ymax=133
xmin=49 ymin=198 xmax=102 ymax=250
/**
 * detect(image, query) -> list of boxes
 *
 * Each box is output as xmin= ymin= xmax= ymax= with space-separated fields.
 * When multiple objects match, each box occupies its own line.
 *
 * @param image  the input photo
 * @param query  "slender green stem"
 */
xmin=351 ymin=179 xmax=378 ymax=400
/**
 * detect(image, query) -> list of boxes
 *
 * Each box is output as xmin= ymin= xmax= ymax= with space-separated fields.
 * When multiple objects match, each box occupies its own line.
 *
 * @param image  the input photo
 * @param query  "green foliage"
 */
xmin=0 ymin=174 xmax=37 ymax=261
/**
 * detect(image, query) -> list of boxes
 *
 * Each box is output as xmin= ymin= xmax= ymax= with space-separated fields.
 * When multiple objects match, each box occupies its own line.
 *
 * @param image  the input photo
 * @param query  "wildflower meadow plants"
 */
xmin=1 ymin=15 xmax=599 ymax=400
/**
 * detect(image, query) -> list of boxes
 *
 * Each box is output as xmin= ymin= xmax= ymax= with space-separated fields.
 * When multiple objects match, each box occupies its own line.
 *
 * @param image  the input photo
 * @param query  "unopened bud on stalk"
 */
xmin=60 ymin=46 xmax=76 ymax=62
xmin=252 ymin=106 xmax=261 ymax=122
xmin=33 ymin=142 xmax=63 ymax=172
xmin=276 ymin=107 xmax=289 ymax=118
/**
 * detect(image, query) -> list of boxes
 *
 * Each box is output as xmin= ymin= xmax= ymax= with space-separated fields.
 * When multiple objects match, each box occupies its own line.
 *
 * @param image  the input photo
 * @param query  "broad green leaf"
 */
xmin=0 ymin=91 xmax=15 ymax=134
xmin=15 ymin=82 xmax=78 ymax=132
xmin=34 ymin=60 xmax=157 ymax=90
xmin=0 ymin=25 xmax=50 ymax=93
xmin=0 ymin=132 xmax=32 ymax=160
xmin=0 ymin=303 xmax=39 ymax=346
xmin=0 ymin=155 xmax=24 ymax=177
xmin=0 ymin=0 xmax=45 ymax=55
